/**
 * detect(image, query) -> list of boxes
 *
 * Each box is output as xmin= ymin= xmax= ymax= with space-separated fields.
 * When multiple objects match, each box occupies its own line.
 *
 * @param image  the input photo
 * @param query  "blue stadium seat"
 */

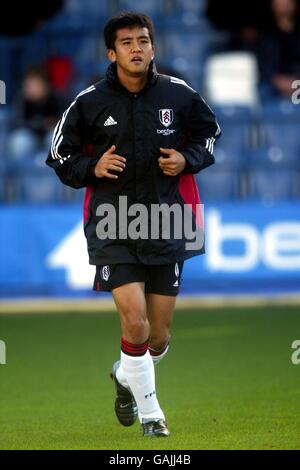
xmin=45 ymin=0 xmax=110 ymax=31
xmin=212 ymin=104 xmax=254 ymax=123
xmin=261 ymin=122 xmax=300 ymax=166
xmin=13 ymin=158 xmax=64 ymax=203
xmin=261 ymin=99 xmax=300 ymax=122
xmin=213 ymin=144 xmax=246 ymax=171
xmin=248 ymin=147 xmax=299 ymax=202
xmin=165 ymin=32 xmax=211 ymax=72
xmin=196 ymin=170 xmax=241 ymax=201
xmin=215 ymin=123 xmax=250 ymax=169
xmin=212 ymin=106 xmax=254 ymax=170
xmin=259 ymin=99 xmax=300 ymax=168
xmin=248 ymin=170 xmax=298 ymax=201
xmin=169 ymin=0 xmax=212 ymax=29
xmin=19 ymin=174 xmax=64 ymax=203
xmin=0 ymin=108 xmax=9 ymax=157
xmin=67 ymin=0 xmax=110 ymax=16
xmin=176 ymin=0 xmax=208 ymax=16
xmin=117 ymin=0 xmax=165 ymax=17
xmin=249 ymin=148 xmax=300 ymax=170
xmin=0 ymin=158 xmax=7 ymax=202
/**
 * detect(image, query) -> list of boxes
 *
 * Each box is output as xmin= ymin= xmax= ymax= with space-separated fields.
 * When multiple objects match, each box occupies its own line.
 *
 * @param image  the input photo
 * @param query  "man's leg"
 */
xmin=112 ymin=282 xmax=148 ymax=344
xmin=146 ymin=294 xmax=176 ymax=365
xmin=112 ymin=282 xmax=166 ymax=428
xmin=145 ymin=262 xmax=183 ymax=364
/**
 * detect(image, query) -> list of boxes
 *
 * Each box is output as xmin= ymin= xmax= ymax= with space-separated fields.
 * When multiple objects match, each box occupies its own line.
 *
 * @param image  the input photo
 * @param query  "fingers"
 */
xmin=106 ymin=145 xmax=116 ymax=154
xmin=108 ymin=164 xmax=124 ymax=173
xmin=160 ymin=147 xmax=174 ymax=155
xmin=104 ymin=146 xmax=126 ymax=163
xmin=99 ymin=146 xmax=126 ymax=179
xmin=158 ymin=157 xmax=173 ymax=165
xmin=158 ymin=154 xmax=178 ymax=176
xmin=95 ymin=145 xmax=126 ymax=179
xmin=158 ymin=157 xmax=176 ymax=169
xmin=109 ymin=159 xmax=126 ymax=168
xmin=102 ymin=171 xmax=119 ymax=179
xmin=108 ymin=156 xmax=126 ymax=164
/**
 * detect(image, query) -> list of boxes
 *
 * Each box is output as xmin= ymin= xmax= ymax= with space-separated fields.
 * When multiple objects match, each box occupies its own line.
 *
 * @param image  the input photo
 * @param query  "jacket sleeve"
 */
xmin=45 ymin=97 xmax=99 ymax=189
xmin=180 ymin=92 xmax=221 ymax=175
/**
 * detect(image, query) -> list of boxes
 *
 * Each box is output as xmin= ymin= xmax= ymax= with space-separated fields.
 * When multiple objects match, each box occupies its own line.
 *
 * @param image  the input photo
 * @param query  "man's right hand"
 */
xmin=94 ymin=145 xmax=126 ymax=179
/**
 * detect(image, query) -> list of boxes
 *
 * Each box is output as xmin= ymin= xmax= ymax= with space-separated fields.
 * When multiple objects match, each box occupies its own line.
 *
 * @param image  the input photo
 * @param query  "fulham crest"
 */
xmin=101 ymin=265 xmax=110 ymax=281
xmin=159 ymin=109 xmax=173 ymax=128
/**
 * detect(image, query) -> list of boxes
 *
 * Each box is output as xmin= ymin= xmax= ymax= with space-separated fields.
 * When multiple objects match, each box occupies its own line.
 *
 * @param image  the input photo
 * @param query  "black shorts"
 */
xmin=93 ymin=262 xmax=184 ymax=296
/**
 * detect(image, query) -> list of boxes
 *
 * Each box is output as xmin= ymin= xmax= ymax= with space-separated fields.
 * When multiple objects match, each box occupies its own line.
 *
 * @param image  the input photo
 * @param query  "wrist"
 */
xmin=180 ymin=153 xmax=187 ymax=170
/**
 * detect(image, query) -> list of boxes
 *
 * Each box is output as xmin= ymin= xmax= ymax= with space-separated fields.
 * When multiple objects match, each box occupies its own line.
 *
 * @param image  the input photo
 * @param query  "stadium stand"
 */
xmin=204 ymin=52 xmax=259 ymax=107
xmin=0 ymin=0 xmax=299 ymax=204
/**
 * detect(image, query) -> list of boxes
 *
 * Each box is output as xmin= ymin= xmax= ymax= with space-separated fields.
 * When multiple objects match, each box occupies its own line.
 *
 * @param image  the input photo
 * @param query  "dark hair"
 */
xmin=104 ymin=12 xmax=154 ymax=50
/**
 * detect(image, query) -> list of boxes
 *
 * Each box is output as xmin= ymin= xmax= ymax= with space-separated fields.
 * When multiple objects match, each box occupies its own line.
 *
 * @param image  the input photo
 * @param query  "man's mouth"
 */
xmin=131 ymin=57 xmax=143 ymax=63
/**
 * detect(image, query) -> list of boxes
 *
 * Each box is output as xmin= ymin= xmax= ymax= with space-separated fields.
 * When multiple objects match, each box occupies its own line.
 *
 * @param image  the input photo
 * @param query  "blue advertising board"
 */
xmin=0 ymin=202 xmax=299 ymax=297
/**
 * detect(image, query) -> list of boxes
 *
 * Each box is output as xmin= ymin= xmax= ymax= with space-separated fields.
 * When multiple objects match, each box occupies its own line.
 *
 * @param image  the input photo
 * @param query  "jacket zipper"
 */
xmin=131 ymin=94 xmax=137 ymax=201
xmin=131 ymin=94 xmax=138 ymax=256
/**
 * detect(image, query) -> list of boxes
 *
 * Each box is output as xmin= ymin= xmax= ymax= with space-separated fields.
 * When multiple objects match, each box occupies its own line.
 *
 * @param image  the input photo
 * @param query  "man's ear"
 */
xmin=151 ymin=46 xmax=155 ymax=61
xmin=107 ymin=49 xmax=116 ymax=62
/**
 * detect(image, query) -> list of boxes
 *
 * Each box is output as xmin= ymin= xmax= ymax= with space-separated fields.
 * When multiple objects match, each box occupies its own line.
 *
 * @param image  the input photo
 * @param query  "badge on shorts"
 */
xmin=175 ymin=263 xmax=179 ymax=277
xmin=101 ymin=265 xmax=110 ymax=281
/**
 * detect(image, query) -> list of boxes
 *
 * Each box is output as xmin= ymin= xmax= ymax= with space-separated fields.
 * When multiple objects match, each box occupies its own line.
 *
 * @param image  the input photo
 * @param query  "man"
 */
xmin=8 ymin=66 xmax=64 ymax=160
xmin=259 ymin=0 xmax=300 ymax=99
xmin=46 ymin=12 xmax=220 ymax=437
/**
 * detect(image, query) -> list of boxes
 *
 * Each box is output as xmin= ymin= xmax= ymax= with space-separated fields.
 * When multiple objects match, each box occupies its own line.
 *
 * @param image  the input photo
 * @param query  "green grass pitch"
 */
xmin=0 ymin=305 xmax=299 ymax=450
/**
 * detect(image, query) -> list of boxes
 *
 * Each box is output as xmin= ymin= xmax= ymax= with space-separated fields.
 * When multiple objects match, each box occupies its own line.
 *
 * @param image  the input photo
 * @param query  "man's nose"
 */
xmin=131 ymin=41 xmax=142 ymax=52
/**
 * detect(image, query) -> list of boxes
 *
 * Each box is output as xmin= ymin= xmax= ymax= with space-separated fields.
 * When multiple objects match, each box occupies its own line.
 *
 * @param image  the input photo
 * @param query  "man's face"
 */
xmin=23 ymin=76 xmax=49 ymax=102
xmin=271 ymin=0 xmax=296 ymax=16
xmin=108 ymin=26 xmax=154 ymax=76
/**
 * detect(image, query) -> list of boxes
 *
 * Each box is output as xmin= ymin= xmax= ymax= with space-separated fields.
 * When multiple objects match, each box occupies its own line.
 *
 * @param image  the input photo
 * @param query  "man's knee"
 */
xmin=121 ymin=309 xmax=149 ymax=343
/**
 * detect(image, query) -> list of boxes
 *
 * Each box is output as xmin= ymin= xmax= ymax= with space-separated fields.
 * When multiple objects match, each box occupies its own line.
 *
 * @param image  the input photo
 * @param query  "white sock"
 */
xmin=116 ymin=362 xmax=128 ymax=388
xmin=149 ymin=343 xmax=170 ymax=366
xmin=121 ymin=350 xmax=165 ymax=423
xmin=116 ymin=342 xmax=169 ymax=386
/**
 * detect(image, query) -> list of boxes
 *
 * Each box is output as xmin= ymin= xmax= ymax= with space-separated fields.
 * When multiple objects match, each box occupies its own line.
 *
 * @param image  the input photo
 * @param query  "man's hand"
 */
xmin=94 ymin=145 xmax=126 ymax=179
xmin=158 ymin=148 xmax=186 ymax=176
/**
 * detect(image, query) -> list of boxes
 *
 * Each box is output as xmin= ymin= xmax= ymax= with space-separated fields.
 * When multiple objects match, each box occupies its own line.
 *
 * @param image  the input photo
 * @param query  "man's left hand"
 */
xmin=158 ymin=148 xmax=186 ymax=176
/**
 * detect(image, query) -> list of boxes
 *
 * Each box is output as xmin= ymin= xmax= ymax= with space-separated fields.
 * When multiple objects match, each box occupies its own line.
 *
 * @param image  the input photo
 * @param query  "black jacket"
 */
xmin=46 ymin=62 xmax=221 ymax=266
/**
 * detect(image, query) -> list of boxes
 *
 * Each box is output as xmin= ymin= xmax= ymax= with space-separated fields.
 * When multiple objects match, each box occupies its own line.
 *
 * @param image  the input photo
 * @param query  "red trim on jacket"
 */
xmin=83 ymin=186 xmax=93 ymax=224
xmin=179 ymin=174 xmax=204 ymax=229
xmin=83 ymin=144 xmax=95 ymax=224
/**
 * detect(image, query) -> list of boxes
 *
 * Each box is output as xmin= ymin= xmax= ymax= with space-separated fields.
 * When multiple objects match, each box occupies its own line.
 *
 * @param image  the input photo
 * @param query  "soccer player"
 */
xmin=46 ymin=12 xmax=220 ymax=437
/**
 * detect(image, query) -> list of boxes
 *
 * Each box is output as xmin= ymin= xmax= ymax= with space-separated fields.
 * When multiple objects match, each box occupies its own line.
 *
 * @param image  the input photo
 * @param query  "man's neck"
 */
xmin=117 ymin=65 xmax=149 ymax=93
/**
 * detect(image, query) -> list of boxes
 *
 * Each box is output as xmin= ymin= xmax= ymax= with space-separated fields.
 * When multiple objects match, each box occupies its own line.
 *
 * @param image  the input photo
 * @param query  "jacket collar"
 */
xmin=106 ymin=60 xmax=158 ymax=94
